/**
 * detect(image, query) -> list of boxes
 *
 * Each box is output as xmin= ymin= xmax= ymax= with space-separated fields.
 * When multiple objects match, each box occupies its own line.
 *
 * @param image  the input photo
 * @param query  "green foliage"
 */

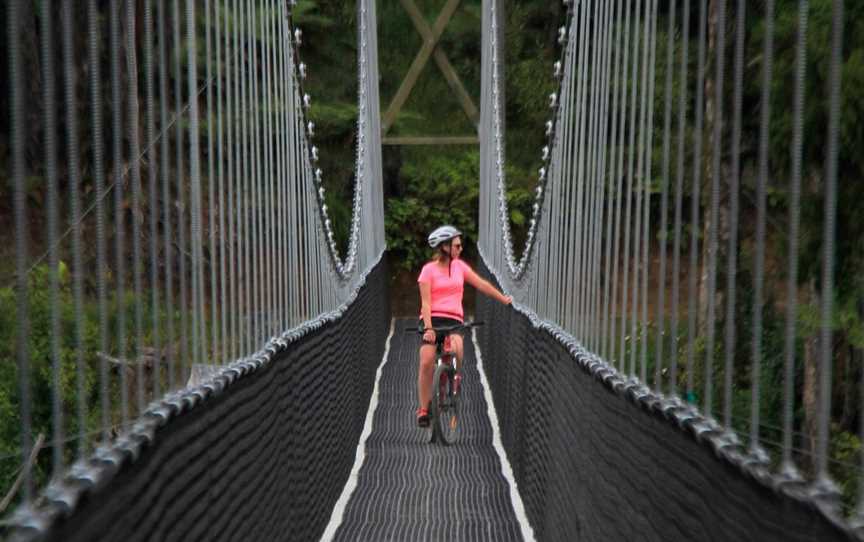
xmin=0 ymin=263 xmax=199 ymax=503
xmin=292 ymin=1 xmax=338 ymax=29
xmin=385 ymin=150 xmax=480 ymax=272
xmin=830 ymin=427 xmax=862 ymax=511
xmin=0 ymin=265 xmax=103 ymax=498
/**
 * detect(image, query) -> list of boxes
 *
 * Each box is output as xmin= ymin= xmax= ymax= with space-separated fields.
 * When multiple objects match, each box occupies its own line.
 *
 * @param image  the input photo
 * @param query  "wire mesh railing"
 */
xmin=480 ymin=0 xmax=864 ymax=529
xmin=1 ymin=0 xmax=384 ymax=519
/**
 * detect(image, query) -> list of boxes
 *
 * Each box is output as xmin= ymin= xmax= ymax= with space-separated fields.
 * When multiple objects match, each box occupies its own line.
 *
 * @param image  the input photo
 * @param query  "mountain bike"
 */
xmin=410 ymin=321 xmax=483 ymax=445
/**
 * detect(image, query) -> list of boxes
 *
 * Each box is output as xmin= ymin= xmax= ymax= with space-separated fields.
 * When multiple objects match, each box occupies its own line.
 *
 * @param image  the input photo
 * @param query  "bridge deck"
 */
xmin=328 ymin=318 xmax=525 ymax=541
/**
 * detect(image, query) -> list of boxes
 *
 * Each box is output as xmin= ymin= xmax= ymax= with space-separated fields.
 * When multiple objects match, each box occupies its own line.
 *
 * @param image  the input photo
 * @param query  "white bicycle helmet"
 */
xmin=427 ymin=225 xmax=462 ymax=248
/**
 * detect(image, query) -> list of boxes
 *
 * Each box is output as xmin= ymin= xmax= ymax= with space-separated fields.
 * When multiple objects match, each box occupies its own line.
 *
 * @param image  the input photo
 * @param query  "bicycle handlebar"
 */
xmin=404 ymin=321 xmax=484 ymax=334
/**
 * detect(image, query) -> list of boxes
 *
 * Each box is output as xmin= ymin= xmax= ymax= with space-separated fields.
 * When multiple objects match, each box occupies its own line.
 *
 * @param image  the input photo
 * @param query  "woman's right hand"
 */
xmin=423 ymin=329 xmax=436 ymax=344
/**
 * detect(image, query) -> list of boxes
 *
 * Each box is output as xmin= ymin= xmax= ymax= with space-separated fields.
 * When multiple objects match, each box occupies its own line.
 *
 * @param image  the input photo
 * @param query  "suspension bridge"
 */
xmin=1 ymin=0 xmax=859 ymax=540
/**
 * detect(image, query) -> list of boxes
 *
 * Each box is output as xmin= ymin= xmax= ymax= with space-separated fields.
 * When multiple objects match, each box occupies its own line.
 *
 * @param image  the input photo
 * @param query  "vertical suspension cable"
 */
xmin=87 ymin=0 xmax=111 ymax=444
xmin=640 ymin=0 xmax=659 ymax=385
xmin=594 ymin=0 xmax=612 ymax=351
xmin=41 ymin=0 xmax=64 ymax=475
xmin=306 ymin=137 xmax=314 ymax=317
xmin=597 ymin=0 xmax=616 ymax=354
xmin=815 ymin=0 xmax=844 ymax=484
xmin=10 ymin=0 xmax=33 ymax=501
xmin=127 ymin=0 xmax=146 ymax=415
xmin=540 ymin=8 xmax=557 ymax=323
xmin=306 ymin=129 xmax=315 ymax=319
xmin=111 ymin=0 xmax=129 ymax=423
xmin=655 ymin=0 xmax=677 ymax=391
xmin=609 ymin=0 xmax=632 ymax=371
xmin=584 ymin=0 xmax=597 ymax=341
xmin=602 ymin=0 xmax=624 ymax=362
xmin=249 ymin=0 xmax=262 ymax=346
xmin=272 ymin=2 xmax=290 ymax=333
xmin=292 ymin=27 xmax=302 ymax=326
xmin=630 ymin=0 xmax=649 ymax=379
xmin=782 ymin=0 xmax=808 ymax=475
xmin=274 ymin=1 xmax=283 ymax=327
xmin=159 ymin=0 xmax=176 ymax=391
xmin=217 ymin=0 xmax=229 ymax=363
xmin=277 ymin=1 xmax=288 ymax=331
xmin=315 ymin=214 xmax=323 ymax=316
xmin=723 ymin=0 xmax=745 ymax=428
xmin=273 ymin=0 xmax=283 ymax=331
xmin=144 ymin=0 xmax=161 ymax=400
xmin=264 ymin=2 xmax=275 ymax=333
xmin=228 ymin=0 xmax=239 ymax=361
xmin=546 ymin=14 xmax=568 ymax=325
xmin=556 ymin=6 xmax=572 ymax=329
xmin=581 ymin=0 xmax=601 ymax=344
xmin=590 ymin=0 xmax=609 ymax=352
xmin=567 ymin=3 xmax=587 ymax=335
xmin=62 ymin=0 xmax=88 ymax=457
xmin=286 ymin=25 xmax=296 ymax=326
xmin=686 ymin=0 xmax=707 ymax=403
xmin=281 ymin=3 xmax=294 ymax=317
xmin=207 ymin=0 xmax=219 ymax=362
xmin=670 ymin=0 xmax=691 ymax=397
xmin=288 ymin=3 xmax=296 ymax=324
xmin=619 ymin=0 xmax=640 ymax=377
xmin=264 ymin=3 xmax=276 ymax=337
xmin=187 ymin=0 xmax=205 ymax=370
xmin=273 ymin=4 xmax=283 ymax=332
xmin=173 ymin=0 xmax=189 ymax=379
xmin=589 ymin=0 xmax=610 ymax=351
xmin=240 ymin=0 xmax=250 ymax=355
xmin=261 ymin=1 xmax=271 ymax=335
xmin=578 ymin=2 xmax=593 ymax=338
xmin=558 ymin=7 xmax=577 ymax=328
xmin=247 ymin=0 xmax=256 ymax=352
xmin=704 ymin=0 xmax=727 ymax=417
xmin=572 ymin=0 xmax=588 ymax=337
xmin=301 ymin=95 xmax=310 ymax=321
xmin=750 ymin=0 xmax=775 ymax=455
xmin=282 ymin=8 xmax=295 ymax=328
xmin=257 ymin=1 xmax=267 ymax=341
xmin=187 ymin=2 xmax=199 ymax=368
xmin=294 ymin=0 xmax=303 ymax=316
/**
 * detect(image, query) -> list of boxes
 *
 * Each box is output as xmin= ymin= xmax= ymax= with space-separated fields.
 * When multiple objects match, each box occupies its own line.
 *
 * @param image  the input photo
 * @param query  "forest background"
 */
xmin=0 ymin=0 xmax=862 ymax=517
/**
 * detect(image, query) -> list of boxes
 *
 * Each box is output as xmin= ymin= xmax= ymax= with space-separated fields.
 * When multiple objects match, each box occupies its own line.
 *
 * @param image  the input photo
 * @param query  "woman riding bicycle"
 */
xmin=416 ymin=225 xmax=512 ymax=427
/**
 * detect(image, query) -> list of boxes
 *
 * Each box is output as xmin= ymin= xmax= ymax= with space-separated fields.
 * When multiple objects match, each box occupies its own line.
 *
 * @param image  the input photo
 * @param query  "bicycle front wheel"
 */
xmin=431 ymin=364 xmax=460 ymax=445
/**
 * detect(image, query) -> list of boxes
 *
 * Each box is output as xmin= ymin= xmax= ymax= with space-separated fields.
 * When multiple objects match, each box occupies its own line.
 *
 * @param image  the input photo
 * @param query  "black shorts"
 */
xmin=419 ymin=317 xmax=462 ymax=346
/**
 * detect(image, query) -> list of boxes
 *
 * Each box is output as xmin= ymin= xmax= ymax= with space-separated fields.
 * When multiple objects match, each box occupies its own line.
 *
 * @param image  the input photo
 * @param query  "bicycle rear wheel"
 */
xmin=431 ymin=364 xmax=460 ymax=445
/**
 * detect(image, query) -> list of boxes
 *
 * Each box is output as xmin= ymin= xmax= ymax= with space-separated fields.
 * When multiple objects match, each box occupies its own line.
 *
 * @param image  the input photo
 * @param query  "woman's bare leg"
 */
xmin=448 ymin=334 xmax=464 ymax=371
xmin=418 ymin=343 xmax=436 ymax=409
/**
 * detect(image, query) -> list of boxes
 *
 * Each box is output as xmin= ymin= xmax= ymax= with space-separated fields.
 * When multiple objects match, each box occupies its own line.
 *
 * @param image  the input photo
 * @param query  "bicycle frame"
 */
xmin=437 ymin=336 xmax=456 ymax=369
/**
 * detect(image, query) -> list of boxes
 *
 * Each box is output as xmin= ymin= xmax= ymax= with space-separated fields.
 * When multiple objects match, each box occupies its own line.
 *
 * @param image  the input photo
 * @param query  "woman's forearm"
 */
xmin=421 ymin=304 xmax=433 ymax=329
xmin=419 ymin=282 xmax=434 ymax=328
xmin=478 ymin=279 xmax=508 ymax=304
